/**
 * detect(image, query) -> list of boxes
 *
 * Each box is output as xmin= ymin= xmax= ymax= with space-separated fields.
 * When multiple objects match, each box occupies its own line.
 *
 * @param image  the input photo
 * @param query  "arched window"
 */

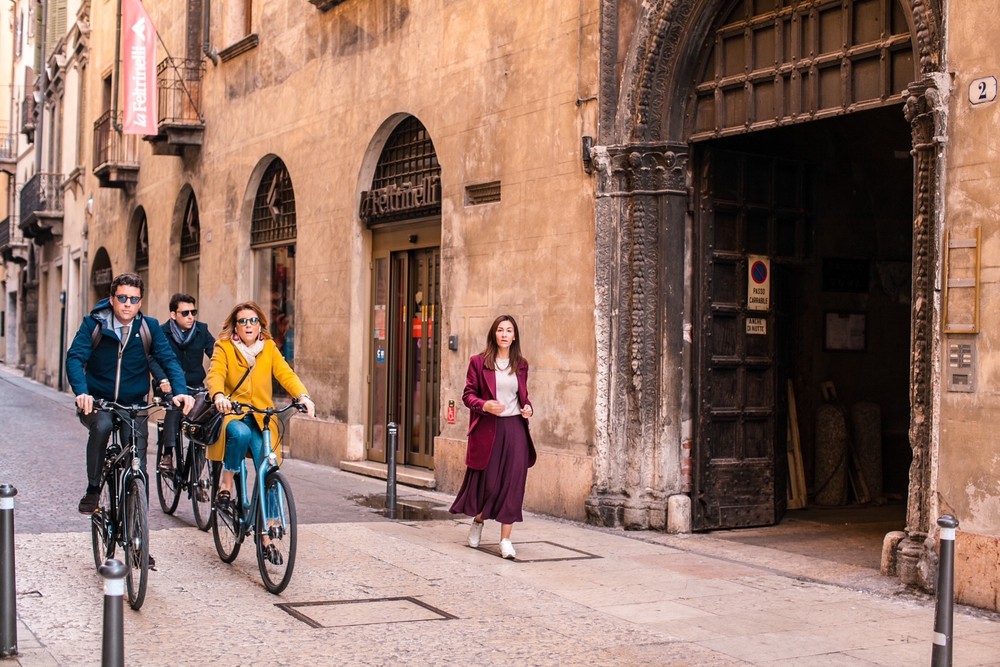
xmin=134 ymin=209 xmax=149 ymax=289
xmin=251 ymin=158 xmax=296 ymax=364
xmin=361 ymin=116 xmax=441 ymax=227
xmin=180 ymin=192 xmax=200 ymax=298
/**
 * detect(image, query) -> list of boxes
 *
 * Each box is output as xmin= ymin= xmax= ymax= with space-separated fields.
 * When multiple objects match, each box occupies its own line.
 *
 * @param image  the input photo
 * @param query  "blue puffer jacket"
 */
xmin=66 ymin=298 xmax=187 ymax=404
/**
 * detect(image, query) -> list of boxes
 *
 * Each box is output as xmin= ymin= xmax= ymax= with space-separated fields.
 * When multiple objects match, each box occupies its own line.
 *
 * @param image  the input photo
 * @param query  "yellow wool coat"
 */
xmin=204 ymin=338 xmax=308 ymax=464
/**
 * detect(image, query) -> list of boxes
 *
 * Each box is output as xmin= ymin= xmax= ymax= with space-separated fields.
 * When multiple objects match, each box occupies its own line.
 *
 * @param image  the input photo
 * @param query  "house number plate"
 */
xmin=969 ymin=76 xmax=997 ymax=105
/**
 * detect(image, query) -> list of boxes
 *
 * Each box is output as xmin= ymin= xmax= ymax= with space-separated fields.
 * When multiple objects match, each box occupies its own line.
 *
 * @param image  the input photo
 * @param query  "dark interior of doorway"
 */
xmin=702 ymin=105 xmax=911 ymax=570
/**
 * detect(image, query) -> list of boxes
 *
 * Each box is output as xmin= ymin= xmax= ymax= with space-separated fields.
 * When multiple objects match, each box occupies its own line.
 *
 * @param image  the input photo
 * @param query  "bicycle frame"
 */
xmin=230 ymin=408 xmax=286 ymax=541
xmin=101 ymin=405 xmax=152 ymax=542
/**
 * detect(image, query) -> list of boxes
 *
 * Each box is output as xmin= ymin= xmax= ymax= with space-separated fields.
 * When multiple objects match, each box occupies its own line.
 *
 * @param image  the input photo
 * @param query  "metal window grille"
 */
xmin=371 ymin=117 xmax=440 ymax=192
xmin=465 ymin=181 xmax=501 ymax=206
xmin=251 ymin=159 xmax=296 ymax=247
xmin=180 ymin=194 xmax=200 ymax=259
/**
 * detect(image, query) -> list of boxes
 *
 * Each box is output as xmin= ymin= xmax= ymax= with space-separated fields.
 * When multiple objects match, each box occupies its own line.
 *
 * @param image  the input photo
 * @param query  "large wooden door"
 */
xmin=693 ymin=148 xmax=812 ymax=530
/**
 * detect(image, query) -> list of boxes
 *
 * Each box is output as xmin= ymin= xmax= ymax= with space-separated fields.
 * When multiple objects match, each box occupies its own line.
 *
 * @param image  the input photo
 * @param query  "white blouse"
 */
xmin=494 ymin=361 xmax=520 ymax=417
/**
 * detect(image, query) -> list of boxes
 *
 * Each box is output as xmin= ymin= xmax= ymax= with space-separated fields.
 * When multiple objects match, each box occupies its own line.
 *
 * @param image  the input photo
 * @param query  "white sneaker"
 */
xmin=468 ymin=520 xmax=484 ymax=548
xmin=499 ymin=538 xmax=516 ymax=560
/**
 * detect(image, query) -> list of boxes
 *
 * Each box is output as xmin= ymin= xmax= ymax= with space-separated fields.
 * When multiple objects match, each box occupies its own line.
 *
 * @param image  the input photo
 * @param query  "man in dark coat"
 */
xmin=148 ymin=293 xmax=215 ymax=473
xmin=66 ymin=273 xmax=194 ymax=514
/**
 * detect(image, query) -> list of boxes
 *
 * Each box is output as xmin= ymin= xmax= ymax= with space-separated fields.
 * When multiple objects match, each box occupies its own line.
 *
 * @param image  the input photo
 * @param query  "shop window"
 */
xmin=134 ymin=210 xmax=149 ymax=289
xmin=180 ymin=192 xmax=200 ymax=299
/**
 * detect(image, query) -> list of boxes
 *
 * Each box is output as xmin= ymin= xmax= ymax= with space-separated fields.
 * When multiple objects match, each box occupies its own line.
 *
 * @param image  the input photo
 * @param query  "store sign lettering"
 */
xmin=360 ymin=175 xmax=440 ymax=220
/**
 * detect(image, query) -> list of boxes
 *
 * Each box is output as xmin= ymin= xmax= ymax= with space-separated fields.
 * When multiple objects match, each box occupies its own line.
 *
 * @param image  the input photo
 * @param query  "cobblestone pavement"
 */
xmin=2 ymin=365 xmax=1000 ymax=666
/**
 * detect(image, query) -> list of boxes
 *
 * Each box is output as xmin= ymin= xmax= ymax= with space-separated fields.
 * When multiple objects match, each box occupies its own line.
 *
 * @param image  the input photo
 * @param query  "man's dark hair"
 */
xmin=109 ymin=272 xmax=144 ymax=298
xmin=169 ymin=293 xmax=196 ymax=312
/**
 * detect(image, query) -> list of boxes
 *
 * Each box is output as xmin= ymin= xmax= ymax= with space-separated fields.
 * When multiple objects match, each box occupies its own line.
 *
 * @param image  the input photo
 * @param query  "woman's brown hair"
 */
xmin=482 ymin=314 xmax=525 ymax=374
xmin=218 ymin=301 xmax=273 ymax=342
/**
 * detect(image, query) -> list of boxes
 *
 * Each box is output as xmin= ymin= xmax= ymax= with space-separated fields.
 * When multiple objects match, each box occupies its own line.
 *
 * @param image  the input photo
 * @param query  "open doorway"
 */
xmin=692 ymin=105 xmax=912 ymax=566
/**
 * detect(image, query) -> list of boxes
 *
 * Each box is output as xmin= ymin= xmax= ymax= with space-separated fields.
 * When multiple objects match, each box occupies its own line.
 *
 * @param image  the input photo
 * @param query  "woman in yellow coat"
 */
xmin=206 ymin=301 xmax=315 ymax=510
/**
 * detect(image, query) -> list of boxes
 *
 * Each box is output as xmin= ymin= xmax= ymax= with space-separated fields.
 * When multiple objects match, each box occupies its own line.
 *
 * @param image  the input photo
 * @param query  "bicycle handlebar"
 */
xmin=94 ymin=398 xmax=163 ymax=413
xmin=229 ymin=400 xmax=307 ymax=416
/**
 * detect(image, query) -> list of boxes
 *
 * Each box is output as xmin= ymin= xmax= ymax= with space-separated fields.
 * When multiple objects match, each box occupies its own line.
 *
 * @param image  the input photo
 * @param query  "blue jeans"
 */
xmin=222 ymin=415 xmax=266 ymax=473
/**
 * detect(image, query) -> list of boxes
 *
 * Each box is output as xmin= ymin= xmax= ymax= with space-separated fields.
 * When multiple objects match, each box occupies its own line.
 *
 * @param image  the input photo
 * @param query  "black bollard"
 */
xmin=99 ymin=559 xmax=127 ymax=667
xmin=931 ymin=514 xmax=959 ymax=667
xmin=0 ymin=485 xmax=17 ymax=657
xmin=386 ymin=422 xmax=398 ymax=515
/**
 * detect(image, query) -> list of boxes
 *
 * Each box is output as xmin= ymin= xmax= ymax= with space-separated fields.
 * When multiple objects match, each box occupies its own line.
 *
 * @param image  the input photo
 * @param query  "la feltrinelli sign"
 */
xmin=360 ymin=175 xmax=440 ymax=224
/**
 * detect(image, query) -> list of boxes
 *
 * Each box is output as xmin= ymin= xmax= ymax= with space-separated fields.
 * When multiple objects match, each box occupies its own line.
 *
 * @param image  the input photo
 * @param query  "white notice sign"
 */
xmin=747 ymin=256 xmax=771 ymax=311
xmin=746 ymin=317 xmax=767 ymax=335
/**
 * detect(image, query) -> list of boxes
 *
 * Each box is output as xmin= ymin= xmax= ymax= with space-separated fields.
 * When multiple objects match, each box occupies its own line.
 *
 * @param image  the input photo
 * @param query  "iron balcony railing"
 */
xmin=157 ymin=57 xmax=204 ymax=125
xmin=19 ymin=172 xmax=63 ymax=238
xmin=0 ymin=123 xmax=16 ymax=161
xmin=0 ymin=216 xmax=10 ymax=248
xmin=93 ymin=110 xmax=140 ymax=171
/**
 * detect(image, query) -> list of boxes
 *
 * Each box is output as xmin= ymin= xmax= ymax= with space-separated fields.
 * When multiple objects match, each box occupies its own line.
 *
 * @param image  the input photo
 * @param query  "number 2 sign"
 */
xmin=969 ymin=76 xmax=997 ymax=105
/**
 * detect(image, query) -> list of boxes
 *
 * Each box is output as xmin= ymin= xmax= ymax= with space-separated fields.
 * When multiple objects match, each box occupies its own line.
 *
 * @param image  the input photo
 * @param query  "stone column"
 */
xmin=896 ymin=77 xmax=944 ymax=591
xmin=588 ymin=144 xmax=688 ymax=530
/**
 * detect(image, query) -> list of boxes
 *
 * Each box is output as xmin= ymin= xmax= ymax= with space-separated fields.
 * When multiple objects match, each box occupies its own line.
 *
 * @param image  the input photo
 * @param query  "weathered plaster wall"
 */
xmin=84 ymin=0 xmax=601 ymax=519
xmin=938 ymin=0 xmax=1000 ymax=535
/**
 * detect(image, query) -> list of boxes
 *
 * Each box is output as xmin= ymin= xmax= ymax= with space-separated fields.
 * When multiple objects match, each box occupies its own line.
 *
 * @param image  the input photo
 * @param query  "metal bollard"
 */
xmin=386 ymin=422 xmax=398 ymax=515
xmin=932 ymin=514 xmax=959 ymax=667
xmin=0 ymin=485 xmax=17 ymax=657
xmin=99 ymin=559 xmax=127 ymax=667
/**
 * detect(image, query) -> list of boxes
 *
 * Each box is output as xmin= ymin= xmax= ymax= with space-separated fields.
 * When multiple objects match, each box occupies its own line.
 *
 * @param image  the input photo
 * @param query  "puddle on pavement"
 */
xmin=352 ymin=493 xmax=454 ymax=521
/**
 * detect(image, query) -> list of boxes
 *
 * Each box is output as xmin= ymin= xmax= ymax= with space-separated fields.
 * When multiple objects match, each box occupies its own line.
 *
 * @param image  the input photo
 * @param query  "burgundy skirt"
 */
xmin=449 ymin=416 xmax=530 ymax=524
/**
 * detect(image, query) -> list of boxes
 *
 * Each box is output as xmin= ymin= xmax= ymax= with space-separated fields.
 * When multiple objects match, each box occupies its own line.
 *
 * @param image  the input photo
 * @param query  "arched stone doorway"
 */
xmin=590 ymin=0 xmax=943 ymax=588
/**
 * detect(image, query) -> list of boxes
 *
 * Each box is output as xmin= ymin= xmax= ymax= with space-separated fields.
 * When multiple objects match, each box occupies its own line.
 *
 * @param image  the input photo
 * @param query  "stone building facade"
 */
xmin=5 ymin=0 xmax=1000 ymax=612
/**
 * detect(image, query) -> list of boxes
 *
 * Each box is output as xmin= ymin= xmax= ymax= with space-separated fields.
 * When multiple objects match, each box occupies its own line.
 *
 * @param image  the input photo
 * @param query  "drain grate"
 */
xmin=474 ymin=540 xmax=602 ymax=563
xmin=276 ymin=597 xmax=457 ymax=628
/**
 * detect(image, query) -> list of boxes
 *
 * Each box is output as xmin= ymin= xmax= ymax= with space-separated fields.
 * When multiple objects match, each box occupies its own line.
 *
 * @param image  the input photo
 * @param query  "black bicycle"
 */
xmin=89 ymin=399 xmax=157 ymax=610
xmin=212 ymin=401 xmax=304 ymax=594
xmin=155 ymin=391 xmax=214 ymax=531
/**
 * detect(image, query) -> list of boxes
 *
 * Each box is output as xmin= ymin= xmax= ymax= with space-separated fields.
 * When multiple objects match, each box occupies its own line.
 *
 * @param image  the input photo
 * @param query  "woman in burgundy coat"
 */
xmin=450 ymin=314 xmax=536 ymax=559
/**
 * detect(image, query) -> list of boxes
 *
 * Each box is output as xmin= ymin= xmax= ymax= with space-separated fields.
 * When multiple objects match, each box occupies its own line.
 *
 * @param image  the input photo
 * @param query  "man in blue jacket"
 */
xmin=148 ymin=293 xmax=215 ymax=475
xmin=66 ymin=273 xmax=194 ymax=514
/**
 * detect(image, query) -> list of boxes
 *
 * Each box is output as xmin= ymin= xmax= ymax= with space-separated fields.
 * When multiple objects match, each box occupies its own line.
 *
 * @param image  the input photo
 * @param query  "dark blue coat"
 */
xmin=65 ymin=298 xmax=187 ymax=404
xmin=148 ymin=320 xmax=215 ymax=392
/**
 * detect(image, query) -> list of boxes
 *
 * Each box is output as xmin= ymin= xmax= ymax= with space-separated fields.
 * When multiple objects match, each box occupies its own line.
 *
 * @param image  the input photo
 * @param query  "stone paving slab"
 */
xmin=4 ymin=513 xmax=1000 ymax=666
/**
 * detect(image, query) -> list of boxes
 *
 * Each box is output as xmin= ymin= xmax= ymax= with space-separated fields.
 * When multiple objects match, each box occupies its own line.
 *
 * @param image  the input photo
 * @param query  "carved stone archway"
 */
xmin=590 ymin=0 xmax=944 ymax=589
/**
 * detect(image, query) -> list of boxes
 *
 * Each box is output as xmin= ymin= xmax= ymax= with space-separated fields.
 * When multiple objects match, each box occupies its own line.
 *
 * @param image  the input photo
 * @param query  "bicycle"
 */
xmin=154 ymin=389 xmax=214 ymax=531
xmin=211 ymin=400 xmax=305 ymax=594
xmin=89 ymin=398 xmax=158 ymax=610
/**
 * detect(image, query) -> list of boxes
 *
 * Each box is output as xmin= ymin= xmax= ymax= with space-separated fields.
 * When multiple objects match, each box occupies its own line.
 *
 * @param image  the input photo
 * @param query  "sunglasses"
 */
xmin=176 ymin=309 xmax=198 ymax=317
xmin=114 ymin=295 xmax=141 ymax=304
xmin=236 ymin=317 xmax=260 ymax=326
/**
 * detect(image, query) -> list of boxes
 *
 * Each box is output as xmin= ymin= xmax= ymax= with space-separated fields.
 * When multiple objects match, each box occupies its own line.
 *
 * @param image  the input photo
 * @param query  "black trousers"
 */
xmin=79 ymin=409 xmax=149 ymax=489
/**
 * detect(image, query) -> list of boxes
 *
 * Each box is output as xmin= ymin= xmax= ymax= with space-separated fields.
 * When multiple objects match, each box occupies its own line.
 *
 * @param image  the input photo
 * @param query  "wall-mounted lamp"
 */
xmin=85 ymin=195 xmax=94 ymax=216
xmin=582 ymin=136 xmax=594 ymax=174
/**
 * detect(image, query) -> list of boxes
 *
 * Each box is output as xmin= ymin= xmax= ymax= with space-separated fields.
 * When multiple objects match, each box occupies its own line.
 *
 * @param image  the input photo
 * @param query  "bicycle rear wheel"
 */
xmin=190 ymin=442 xmax=213 ymax=531
xmin=90 ymin=483 xmax=114 ymax=570
xmin=155 ymin=435 xmax=182 ymax=515
xmin=212 ymin=471 xmax=242 ymax=563
xmin=123 ymin=477 xmax=149 ymax=610
xmin=255 ymin=471 xmax=297 ymax=594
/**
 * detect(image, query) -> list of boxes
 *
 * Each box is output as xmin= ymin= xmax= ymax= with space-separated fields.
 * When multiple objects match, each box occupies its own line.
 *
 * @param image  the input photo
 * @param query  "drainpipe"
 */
xmin=35 ymin=0 xmax=46 ymax=171
xmin=112 ymin=0 xmax=121 ymax=130
xmin=202 ymin=0 xmax=219 ymax=65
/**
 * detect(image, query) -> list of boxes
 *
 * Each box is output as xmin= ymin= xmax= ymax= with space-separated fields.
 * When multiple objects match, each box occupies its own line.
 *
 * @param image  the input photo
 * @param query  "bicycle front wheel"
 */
xmin=156 ymin=435 xmax=182 ymax=515
xmin=256 ymin=471 xmax=297 ymax=594
xmin=212 ymin=471 xmax=242 ymax=563
xmin=190 ymin=443 xmax=213 ymax=531
xmin=90 ymin=483 xmax=114 ymax=570
xmin=123 ymin=477 xmax=149 ymax=610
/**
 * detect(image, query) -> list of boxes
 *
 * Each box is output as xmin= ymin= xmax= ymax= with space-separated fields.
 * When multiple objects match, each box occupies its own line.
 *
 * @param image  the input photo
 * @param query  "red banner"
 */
xmin=121 ymin=0 xmax=157 ymax=135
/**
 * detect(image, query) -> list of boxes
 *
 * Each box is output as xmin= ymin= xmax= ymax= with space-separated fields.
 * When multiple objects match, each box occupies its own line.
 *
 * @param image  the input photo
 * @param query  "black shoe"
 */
xmin=78 ymin=492 xmax=100 ymax=514
xmin=149 ymin=554 xmax=157 ymax=571
xmin=215 ymin=489 xmax=231 ymax=512
xmin=263 ymin=543 xmax=283 ymax=565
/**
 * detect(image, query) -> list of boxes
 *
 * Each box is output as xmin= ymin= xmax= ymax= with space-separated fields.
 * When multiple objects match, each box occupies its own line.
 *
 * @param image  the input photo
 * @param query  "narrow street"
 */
xmin=1 ymin=367 xmax=999 ymax=666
